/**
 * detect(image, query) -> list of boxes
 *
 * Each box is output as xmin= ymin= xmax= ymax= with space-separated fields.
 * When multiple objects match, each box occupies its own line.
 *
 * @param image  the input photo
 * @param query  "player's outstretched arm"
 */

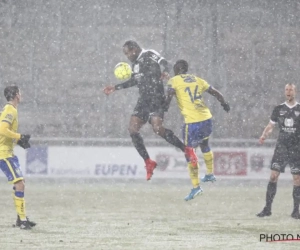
xmin=103 ymin=77 xmax=138 ymax=95
xmin=207 ymin=86 xmax=230 ymax=112
xmin=259 ymin=122 xmax=274 ymax=145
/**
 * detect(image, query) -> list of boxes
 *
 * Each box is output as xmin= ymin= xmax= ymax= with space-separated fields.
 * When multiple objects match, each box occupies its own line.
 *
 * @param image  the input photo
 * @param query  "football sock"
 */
xmin=130 ymin=133 xmax=150 ymax=161
xmin=203 ymin=151 xmax=214 ymax=174
xmin=14 ymin=191 xmax=26 ymax=221
xmin=188 ymin=162 xmax=199 ymax=188
xmin=161 ymin=129 xmax=185 ymax=152
xmin=265 ymin=182 xmax=277 ymax=211
xmin=293 ymin=185 xmax=300 ymax=212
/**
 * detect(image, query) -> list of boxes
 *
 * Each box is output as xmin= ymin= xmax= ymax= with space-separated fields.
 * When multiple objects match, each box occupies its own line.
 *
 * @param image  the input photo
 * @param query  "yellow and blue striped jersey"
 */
xmin=0 ymin=104 xmax=19 ymax=159
xmin=167 ymin=74 xmax=212 ymax=123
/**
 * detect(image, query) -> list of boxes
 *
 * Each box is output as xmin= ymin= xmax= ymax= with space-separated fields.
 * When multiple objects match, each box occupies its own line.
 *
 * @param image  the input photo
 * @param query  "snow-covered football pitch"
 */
xmin=0 ymin=178 xmax=299 ymax=250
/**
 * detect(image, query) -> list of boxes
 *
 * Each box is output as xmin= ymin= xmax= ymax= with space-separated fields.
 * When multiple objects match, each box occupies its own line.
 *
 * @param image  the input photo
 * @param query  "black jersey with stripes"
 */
xmin=270 ymin=102 xmax=300 ymax=146
xmin=115 ymin=49 xmax=169 ymax=101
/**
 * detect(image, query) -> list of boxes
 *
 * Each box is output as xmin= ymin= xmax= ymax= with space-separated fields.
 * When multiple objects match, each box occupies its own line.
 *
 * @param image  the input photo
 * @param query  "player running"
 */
xmin=257 ymin=83 xmax=300 ymax=219
xmin=165 ymin=60 xmax=230 ymax=201
xmin=0 ymin=86 xmax=36 ymax=229
xmin=103 ymin=41 xmax=198 ymax=181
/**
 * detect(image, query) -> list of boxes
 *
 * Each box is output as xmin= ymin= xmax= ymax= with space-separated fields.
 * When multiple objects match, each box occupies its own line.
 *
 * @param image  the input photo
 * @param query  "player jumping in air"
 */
xmin=257 ymin=83 xmax=300 ymax=219
xmin=103 ymin=41 xmax=198 ymax=181
xmin=0 ymin=86 xmax=36 ymax=229
xmin=165 ymin=60 xmax=230 ymax=201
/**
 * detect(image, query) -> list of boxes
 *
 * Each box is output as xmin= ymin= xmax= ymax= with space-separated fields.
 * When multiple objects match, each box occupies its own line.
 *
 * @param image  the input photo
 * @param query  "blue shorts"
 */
xmin=0 ymin=156 xmax=24 ymax=183
xmin=182 ymin=119 xmax=213 ymax=148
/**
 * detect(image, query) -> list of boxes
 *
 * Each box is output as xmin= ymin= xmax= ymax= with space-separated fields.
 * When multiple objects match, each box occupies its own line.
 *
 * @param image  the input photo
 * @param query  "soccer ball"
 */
xmin=114 ymin=62 xmax=132 ymax=80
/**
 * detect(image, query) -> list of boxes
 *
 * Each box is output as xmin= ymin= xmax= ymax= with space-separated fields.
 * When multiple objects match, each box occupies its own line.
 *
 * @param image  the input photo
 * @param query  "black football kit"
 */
xmin=270 ymin=102 xmax=300 ymax=174
xmin=115 ymin=49 xmax=170 ymax=122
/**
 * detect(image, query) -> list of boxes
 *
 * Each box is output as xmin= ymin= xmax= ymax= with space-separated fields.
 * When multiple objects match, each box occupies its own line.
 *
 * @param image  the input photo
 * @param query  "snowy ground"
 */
xmin=0 ymin=178 xmax=299 ymax=250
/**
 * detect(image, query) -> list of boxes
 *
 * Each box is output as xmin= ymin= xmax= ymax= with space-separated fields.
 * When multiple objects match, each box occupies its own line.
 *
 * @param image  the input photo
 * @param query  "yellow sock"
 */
xmin=188 ymin=162 xmax=200 ymax=188
xmin=14 ymin=193 xmax=26 ymax=220
xmin=203 ymin=151 xmax=214 ymax=174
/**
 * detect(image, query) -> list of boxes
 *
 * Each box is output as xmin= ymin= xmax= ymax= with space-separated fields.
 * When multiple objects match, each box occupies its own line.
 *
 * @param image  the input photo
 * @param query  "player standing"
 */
xmin=165 ymin=60 xmax=230 ymax=201
xmin=0 ymin=86 xmax=36 ymax=229
xmin=103 ymin=41 xmax=198 ymax=180
xmin=257 ymin=83 xmax=300 ymax=219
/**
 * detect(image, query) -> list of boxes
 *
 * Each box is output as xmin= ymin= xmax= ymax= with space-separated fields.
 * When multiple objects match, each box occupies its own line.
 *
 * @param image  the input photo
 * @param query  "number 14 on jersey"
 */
xmin=185 ymin=86 xmax=202 ymax=103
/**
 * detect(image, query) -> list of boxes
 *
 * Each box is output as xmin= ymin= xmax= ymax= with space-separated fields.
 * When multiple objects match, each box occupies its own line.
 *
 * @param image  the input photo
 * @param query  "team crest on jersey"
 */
xmin=284 ymin=118 xmax=294 ymax=127
xmin=133 ymin=64 xmax=140 ymax=73
xmin=295 ymin=111 xmax=300 ymax=117
xmin=151 ymin=54 xmax=159 ymax=61
xmin=279 ymin=110 xmax=287 ymax=115
xmin=5 ymin=113 xmax=13 ymax=121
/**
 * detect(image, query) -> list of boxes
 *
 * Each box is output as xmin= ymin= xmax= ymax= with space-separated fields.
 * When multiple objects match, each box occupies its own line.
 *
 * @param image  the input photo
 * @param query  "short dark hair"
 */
xmin=4 ymin=86 xmax=20 ymax=101
xmin=123 ymin=40 xmax=141 ymax=50
xmin=174 ymin=59 xmax=189 ymax=74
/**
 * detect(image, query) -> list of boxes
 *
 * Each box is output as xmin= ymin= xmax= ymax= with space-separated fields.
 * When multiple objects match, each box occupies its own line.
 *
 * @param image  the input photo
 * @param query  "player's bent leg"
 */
xmin=184 ymin=147 xmax=198 ymax=167
xmin=150 ymin=117 xmax=186 ymax=152
xmin=256 ymin=170 xmax=280 ymax=217
xmin=182 ymin=123 xmax=200 ymax=167
xmin=150 ymin=116 xmax=199 ymax=167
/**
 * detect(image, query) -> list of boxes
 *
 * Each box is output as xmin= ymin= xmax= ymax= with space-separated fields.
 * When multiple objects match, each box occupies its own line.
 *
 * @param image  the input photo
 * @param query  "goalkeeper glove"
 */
xmin=17 ymin=134 xmax=31 ymax=149
xmin=221 ymin=102 xmax=230 ymax=112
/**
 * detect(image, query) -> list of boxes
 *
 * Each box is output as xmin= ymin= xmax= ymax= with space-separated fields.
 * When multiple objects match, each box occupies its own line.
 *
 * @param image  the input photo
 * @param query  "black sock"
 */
xmin=265 ymin=182 xmax=277 ymax=211
xmin=293 ymin=185 xmax=300 ymax=213
xmin=130 ymin=133 xmax=149 ymax=161
xmin=161 ymin=129 xmax=185 ymax=152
